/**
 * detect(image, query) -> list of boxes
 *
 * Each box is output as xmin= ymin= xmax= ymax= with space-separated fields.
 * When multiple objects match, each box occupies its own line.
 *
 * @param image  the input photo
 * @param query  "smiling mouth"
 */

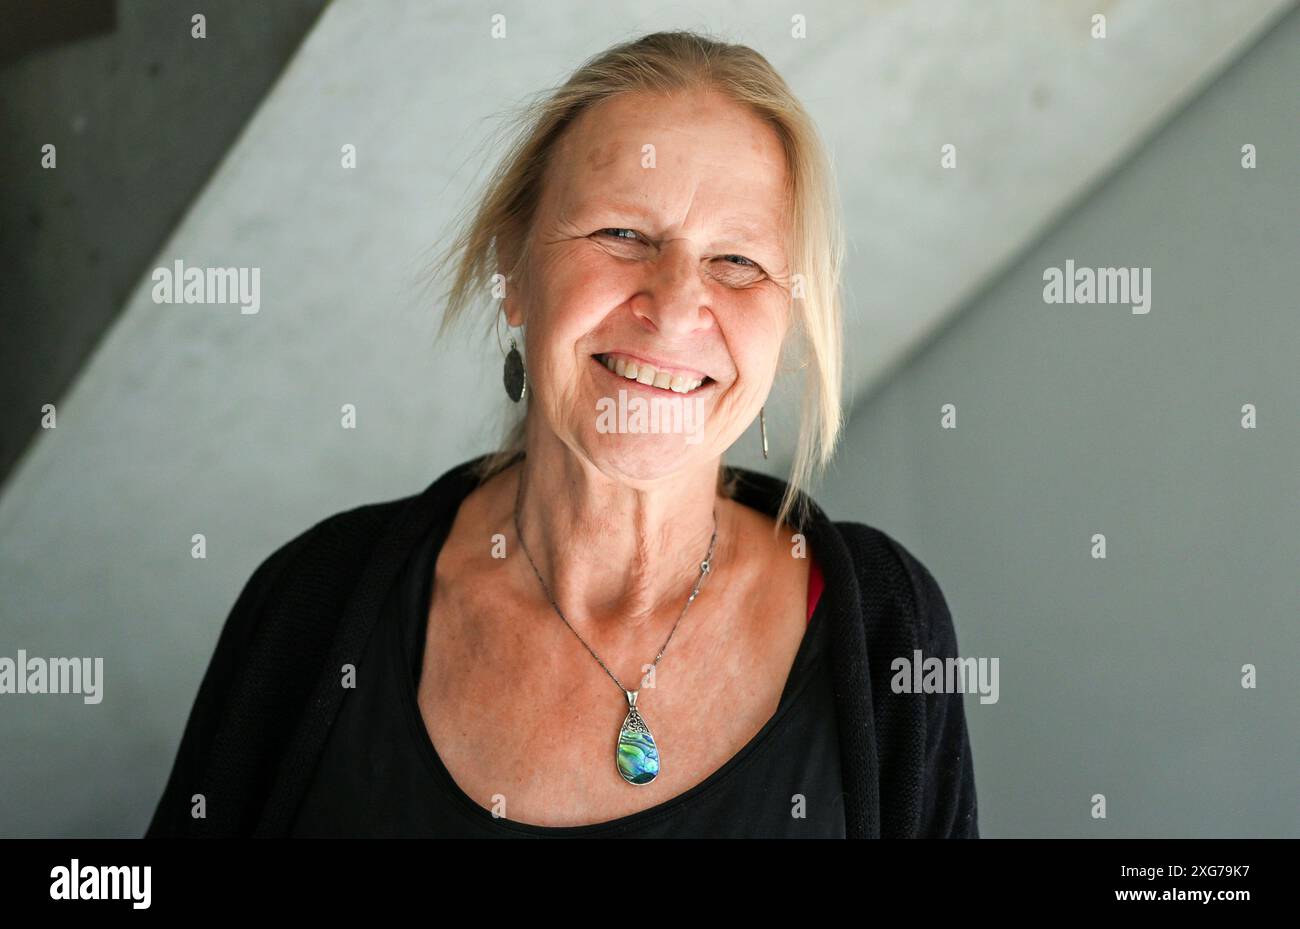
xmin=592 ymin=353 xmax=715 ymax=395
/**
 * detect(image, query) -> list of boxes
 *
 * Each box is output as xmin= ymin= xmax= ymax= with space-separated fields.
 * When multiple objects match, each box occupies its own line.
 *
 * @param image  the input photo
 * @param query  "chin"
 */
xmin=580 ymin=432 xmax=714 ymax=484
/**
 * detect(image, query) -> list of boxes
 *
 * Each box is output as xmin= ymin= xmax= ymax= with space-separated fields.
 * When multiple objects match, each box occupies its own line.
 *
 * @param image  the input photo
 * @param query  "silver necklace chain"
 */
xmin=510 ymin=468 xmax=719 ymax=696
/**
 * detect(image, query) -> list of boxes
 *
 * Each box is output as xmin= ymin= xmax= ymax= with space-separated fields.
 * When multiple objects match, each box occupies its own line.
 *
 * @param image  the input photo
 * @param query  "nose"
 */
xmin=630 ymin=240 xmax=714 ymax=337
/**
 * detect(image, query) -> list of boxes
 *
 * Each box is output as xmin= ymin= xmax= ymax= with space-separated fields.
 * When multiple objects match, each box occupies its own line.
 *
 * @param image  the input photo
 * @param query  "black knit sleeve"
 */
xmin=143 ymin=532 xmax=310 ymax=837
xmin=893 ymin=544 xmax=980 ymax=839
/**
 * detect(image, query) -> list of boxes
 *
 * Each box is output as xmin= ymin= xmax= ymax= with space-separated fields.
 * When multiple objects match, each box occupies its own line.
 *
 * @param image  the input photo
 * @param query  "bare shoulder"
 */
xmin=717 ymin=495 xmax=810 ymax=622
xmin=432 ymin=464 xmax=519 ymax=582
xmin=722 ymin=493 xmax=804 ymax=564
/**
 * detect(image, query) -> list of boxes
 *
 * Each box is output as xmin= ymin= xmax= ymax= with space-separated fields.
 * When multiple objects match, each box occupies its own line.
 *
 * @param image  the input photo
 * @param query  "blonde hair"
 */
xmin=427 ymin=29 xmax=844 ymax=533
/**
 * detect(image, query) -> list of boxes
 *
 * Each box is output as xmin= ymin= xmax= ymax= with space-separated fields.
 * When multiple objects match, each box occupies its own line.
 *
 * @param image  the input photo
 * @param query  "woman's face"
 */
xmin=507 ymin=88 xmax=792 ymax=484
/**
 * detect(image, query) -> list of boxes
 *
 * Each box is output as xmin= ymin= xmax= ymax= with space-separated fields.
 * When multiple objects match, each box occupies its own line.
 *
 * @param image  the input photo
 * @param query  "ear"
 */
xmin=502 ymin=290 xmax=525 ymax=328
xmin=498 ymin=228 xmax=526 ymax=327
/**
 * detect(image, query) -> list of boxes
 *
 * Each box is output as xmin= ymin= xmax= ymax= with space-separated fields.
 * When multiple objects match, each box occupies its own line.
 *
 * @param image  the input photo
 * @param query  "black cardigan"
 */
xmin=145 ymin=454 xmax=979 ymax=838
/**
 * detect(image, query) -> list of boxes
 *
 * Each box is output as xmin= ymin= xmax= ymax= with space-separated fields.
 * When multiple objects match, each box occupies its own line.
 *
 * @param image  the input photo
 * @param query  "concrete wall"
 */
xmin=0 ymin=0 xmax=326 ymax=487
xmin=0 ymin=0 xmax=1294 ymax=837
xmin=814 ymin=9 xmax=1299 ymax=837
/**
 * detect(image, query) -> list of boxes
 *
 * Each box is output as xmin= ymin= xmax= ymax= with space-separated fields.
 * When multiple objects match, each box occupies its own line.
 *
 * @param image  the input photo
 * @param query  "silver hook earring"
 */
xmin=759 ymin=406 xmax=769 ymax=459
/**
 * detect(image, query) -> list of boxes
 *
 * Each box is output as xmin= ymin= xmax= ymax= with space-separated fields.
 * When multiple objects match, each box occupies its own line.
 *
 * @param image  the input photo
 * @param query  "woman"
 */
xmin=146 ymin=30 xmax=977 ymax=838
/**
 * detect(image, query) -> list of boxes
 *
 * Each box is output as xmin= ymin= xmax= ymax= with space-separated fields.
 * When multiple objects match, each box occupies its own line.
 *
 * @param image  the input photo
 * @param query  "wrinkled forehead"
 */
xmin=541 ymin=91 xmax=792 ymax=233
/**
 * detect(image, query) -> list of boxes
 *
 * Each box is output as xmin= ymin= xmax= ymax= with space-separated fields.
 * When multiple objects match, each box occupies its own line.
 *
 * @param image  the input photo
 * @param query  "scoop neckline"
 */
xmin=392 ymin=508 xmax=830 ymax=837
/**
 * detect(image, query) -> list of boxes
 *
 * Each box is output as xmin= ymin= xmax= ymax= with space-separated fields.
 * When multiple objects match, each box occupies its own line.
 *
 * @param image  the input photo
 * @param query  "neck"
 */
xmin=510 ymin=425 xmax=726 ymax=633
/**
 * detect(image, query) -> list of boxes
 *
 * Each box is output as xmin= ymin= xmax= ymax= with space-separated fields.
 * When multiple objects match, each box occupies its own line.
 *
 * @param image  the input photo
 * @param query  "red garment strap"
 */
xmin=806 ymin=553 xmax=824 ymax=625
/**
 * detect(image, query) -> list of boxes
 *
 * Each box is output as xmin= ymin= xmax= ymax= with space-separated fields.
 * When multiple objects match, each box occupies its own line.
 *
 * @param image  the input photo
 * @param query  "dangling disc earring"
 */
xmin=497 ymin=309 xmax=526 ymax=402
xmin=503 ymin=335 xmax=526 ymax=402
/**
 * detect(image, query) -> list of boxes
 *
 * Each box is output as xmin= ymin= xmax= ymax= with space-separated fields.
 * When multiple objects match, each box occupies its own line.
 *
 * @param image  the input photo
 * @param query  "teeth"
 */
xmin=597 ymin=354 xmax=705 ymax=393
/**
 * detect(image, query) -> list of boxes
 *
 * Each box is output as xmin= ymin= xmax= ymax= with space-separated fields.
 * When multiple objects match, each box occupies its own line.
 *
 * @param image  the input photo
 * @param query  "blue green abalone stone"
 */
xmin=616 ymin=707 xmax=660 ymax=785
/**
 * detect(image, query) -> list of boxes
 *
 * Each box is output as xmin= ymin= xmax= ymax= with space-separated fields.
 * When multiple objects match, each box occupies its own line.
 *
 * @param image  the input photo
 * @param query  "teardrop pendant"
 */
xmin=615 ymin=691 xmax=659 ymax=785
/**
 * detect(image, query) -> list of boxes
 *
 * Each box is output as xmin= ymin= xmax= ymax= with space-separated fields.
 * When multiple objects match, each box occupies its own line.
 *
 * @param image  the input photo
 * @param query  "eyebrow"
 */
xmin=715 ymin=218 xmax=778 ymax=246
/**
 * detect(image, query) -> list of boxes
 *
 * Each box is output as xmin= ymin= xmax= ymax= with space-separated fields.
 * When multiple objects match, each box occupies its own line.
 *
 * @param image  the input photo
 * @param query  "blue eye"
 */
xmin=595 ymin=230 xmax=762 ymax=276
xmin=598 ymin=228 xmax=640 ymax=241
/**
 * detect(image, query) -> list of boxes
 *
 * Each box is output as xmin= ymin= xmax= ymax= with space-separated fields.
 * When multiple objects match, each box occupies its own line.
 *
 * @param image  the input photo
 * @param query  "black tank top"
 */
xmin=290 ymin=505 xmax=845 ymax=838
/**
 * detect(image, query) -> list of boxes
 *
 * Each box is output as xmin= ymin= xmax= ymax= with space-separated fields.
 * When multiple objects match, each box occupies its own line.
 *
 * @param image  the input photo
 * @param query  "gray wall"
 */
xmin=0 ymin=1 xmax=1294 ymax=839
xmin=814 ymin=10 xmax=1299 ymax=837
xmin=0 ymin=0 xmax=326 ymax=488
